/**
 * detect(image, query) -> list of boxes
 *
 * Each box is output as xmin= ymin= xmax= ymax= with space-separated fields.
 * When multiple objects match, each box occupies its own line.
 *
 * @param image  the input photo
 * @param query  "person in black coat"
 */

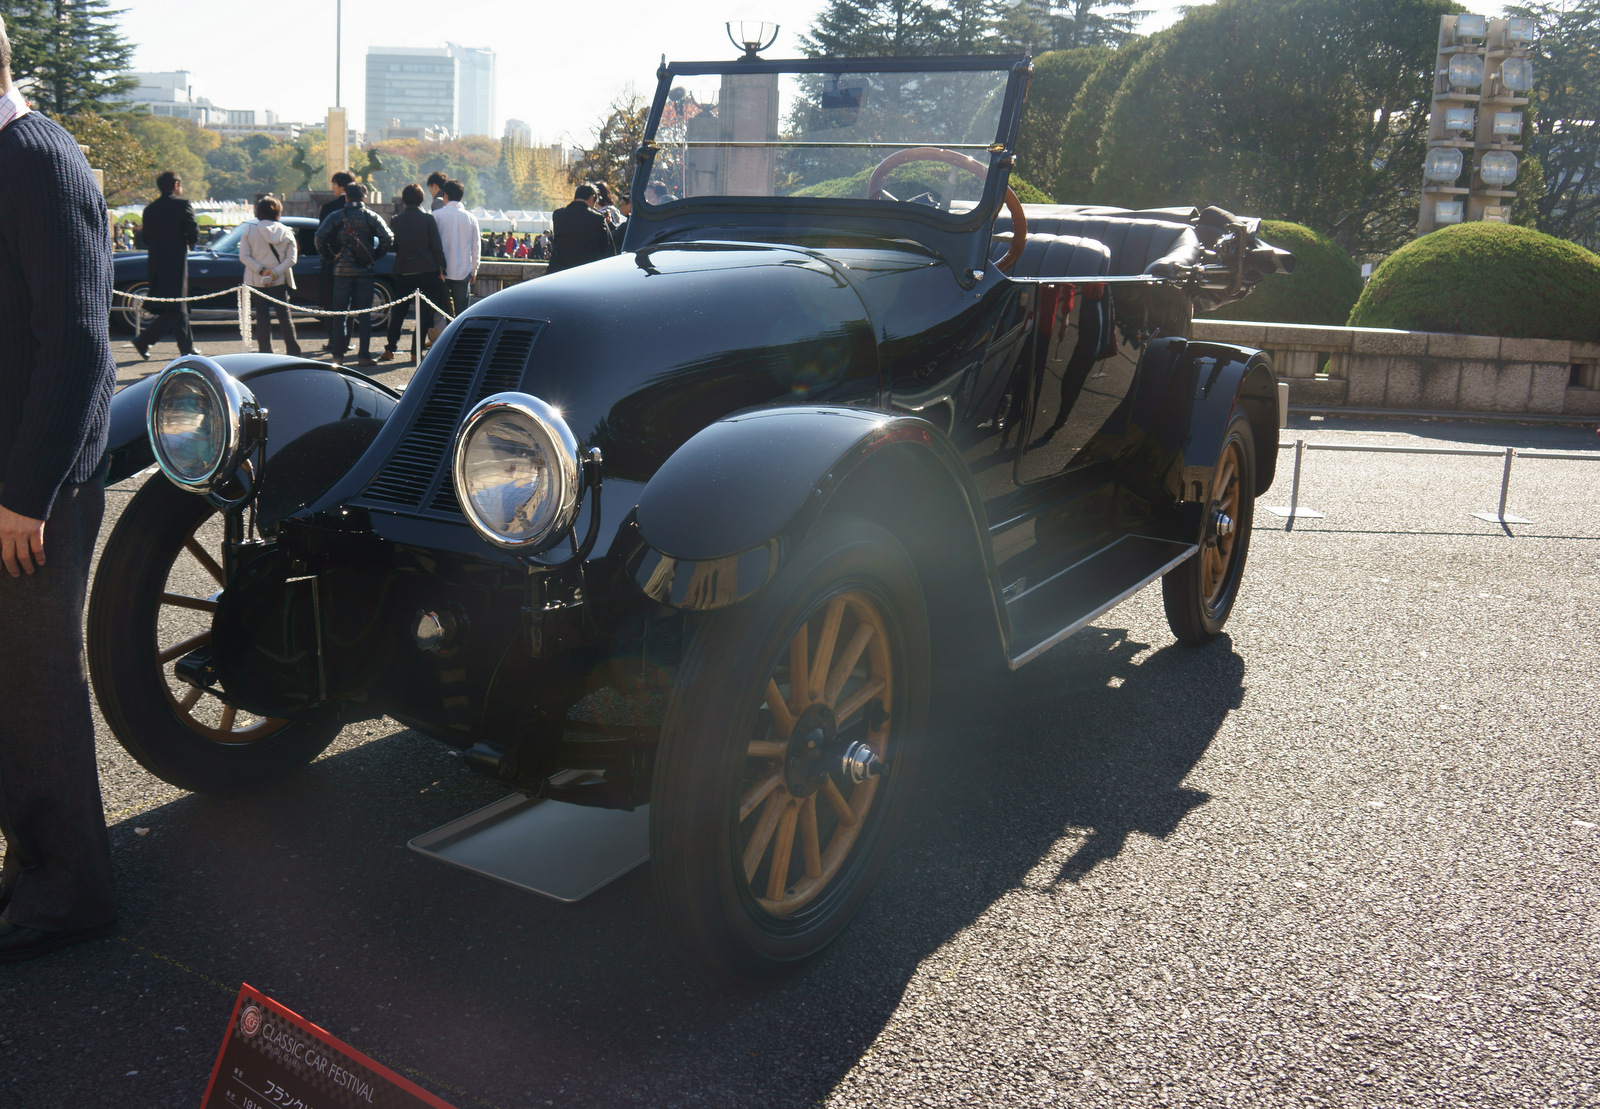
xmin=316 ymin=172 xmax=355 ymax=329
xmin=380 ymin=183 xmax=448 ymax=361
xmin=132 ymin=170 xmax=199 ymax=359
xmin=0 ymin=18 xmax=119 ymax=962
xmin=548 ymin=184 xmax=615 ymax=273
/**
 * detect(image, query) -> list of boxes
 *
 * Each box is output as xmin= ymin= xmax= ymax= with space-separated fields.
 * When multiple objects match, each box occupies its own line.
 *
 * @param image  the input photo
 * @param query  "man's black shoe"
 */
xmin=0 ymin=920 xmax=116 ymax=964
xmin=132 ymin=338 xmax=149 ymax=360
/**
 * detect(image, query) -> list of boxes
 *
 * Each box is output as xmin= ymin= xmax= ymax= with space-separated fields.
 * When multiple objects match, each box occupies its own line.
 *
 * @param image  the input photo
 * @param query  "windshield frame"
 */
xmin=626 ymin=54 xmax=1031 ymax=280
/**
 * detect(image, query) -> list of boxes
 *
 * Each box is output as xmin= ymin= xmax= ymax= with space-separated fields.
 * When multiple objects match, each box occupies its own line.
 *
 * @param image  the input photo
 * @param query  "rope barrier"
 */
xmin=116 ymin=284 xmax=460 ymax=363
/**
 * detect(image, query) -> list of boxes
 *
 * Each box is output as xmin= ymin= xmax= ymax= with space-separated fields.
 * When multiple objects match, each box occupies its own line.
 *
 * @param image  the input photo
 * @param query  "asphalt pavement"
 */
xmin=2 ymin=360 xmax=1597 ymax=1108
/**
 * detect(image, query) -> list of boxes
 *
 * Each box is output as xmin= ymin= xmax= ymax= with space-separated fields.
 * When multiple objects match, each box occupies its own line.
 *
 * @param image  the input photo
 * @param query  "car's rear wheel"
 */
xmin=1162 ymin=411 xmax=1256 ymax=645
xmin=651 ymin=515 xmax=929 ymax=980
xmin=115 ymin=280 xmax=156 ymax=333
xmin=88 ymin=479 xmax=339 ymax=793
xmin=370 ymin=279 xmax=396 ymax=333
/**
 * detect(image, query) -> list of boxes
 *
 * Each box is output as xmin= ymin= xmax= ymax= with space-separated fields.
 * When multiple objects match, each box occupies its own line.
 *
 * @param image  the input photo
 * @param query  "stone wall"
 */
xmin=1191 ymin=320 xmax=1600 ymax=418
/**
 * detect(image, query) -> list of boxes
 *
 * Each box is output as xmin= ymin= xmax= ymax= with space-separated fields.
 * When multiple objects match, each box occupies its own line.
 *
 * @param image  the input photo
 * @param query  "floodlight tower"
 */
xmin=1419 ymin=14 xmax=1536 ymax=234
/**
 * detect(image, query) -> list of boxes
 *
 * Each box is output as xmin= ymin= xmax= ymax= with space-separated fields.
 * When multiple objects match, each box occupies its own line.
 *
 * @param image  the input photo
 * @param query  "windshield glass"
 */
xmin=209 ymin=221 xmax=255 ymax=255
xmin=642 ymin=66 xmax=1014 ymax=212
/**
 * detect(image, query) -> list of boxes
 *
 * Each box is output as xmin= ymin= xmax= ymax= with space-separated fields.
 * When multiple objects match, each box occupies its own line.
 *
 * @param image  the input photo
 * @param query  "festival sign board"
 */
xmin=200 ymin=984 xmax=457 ymax=1109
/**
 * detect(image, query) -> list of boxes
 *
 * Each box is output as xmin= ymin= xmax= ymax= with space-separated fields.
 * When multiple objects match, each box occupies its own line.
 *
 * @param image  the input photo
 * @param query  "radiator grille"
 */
xmin=357 ymin=319 xmax=545 ymax=517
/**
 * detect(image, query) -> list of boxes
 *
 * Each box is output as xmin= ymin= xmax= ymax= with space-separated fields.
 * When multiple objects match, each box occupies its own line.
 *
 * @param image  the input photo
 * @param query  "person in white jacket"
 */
xmin=239 ymin=197 xmax=302 ymax=356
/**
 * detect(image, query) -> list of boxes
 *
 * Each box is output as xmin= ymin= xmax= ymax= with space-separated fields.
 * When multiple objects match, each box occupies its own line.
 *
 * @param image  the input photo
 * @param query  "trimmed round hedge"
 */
xmin=1207 ymin=220 xmax=1361 ymax=325
xmin=1347 ymin=222 xmax=1600 ymax=341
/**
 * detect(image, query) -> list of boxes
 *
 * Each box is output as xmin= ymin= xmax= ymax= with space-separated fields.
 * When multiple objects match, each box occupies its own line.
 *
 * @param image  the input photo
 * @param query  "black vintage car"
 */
xmin=111 ymin=215 xmax=399 ymax=332
xmin=89 ymin=53 xmax=1291 ymax=979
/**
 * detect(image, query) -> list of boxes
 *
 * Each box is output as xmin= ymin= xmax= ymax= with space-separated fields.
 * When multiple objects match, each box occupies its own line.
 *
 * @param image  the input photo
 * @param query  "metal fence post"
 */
xmin=412 ymin=289 xmax=422 ymax=366
xmin=1471 ymin=446 xmax=1532 ymax=525
xmin=1264 ymin=438 xmax=1324 ymax=523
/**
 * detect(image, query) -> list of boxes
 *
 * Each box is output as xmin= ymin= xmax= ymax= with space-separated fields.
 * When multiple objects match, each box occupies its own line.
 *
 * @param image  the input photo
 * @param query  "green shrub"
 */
xmin=1347 ymin=223 xmax=1600 ymax=340
xmin=1207 ymin=220 xmax=1362 ymax=325
xmin=794 ymin=163 xmax=1051 ymax=204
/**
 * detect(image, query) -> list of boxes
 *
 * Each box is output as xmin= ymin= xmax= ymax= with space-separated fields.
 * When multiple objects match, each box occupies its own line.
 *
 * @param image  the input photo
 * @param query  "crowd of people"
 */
xmin=123 ymin=167 xmax=639 ymax=367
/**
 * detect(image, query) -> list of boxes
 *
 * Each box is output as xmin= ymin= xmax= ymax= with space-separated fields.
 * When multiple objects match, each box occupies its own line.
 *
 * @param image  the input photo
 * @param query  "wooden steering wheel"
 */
xmin=866 ymin=146 xmax=1027 ymax=273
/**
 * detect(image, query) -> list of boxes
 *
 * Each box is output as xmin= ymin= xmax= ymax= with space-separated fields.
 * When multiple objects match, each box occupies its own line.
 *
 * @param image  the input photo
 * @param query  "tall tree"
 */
xmin=566 ymin=90 xmax=648 ymax=195
xmin=0 ymin=0 xmax=135 ymax=115
xmin=1090 ymin=0 xmax=1452 ymax=255
xmin=58 ymin=109 xmax=147 ymax=201
xmin=1506 ymin=0 xmax=1600 ymax=249
xmin=995 ymin=0 xmax=1144 ymax=51
xmin=800 ymin=0 xmax=944 ymax=56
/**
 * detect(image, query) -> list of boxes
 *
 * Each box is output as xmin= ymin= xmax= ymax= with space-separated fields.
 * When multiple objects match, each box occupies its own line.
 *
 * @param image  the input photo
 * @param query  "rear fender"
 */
xmin=1119 ymin=341 xmax=1278 ymax=507
xmin=626 ymin=405 xmax=1008 ymax=661
xmin=107 ymin=354 xmax=400 ymax=522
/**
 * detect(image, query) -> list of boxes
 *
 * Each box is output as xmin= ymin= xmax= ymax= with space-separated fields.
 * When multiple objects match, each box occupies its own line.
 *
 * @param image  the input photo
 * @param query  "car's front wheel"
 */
xmin=651 ymin=515 xmax=929 ymax=980
xmin=370 ymin=279 xmax=396 ymax=333
xmin=87 ymin=478 xmax=340 ymax=793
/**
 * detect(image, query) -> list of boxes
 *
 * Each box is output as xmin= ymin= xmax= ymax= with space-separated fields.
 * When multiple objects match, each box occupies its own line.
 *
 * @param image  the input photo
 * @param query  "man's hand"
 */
xmin=0 ymin=504 xmax=46 ymax=577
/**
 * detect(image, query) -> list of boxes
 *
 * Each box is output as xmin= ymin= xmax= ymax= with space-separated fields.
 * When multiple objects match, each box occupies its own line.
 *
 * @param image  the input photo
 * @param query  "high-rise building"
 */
xmin=504 ymin=118 xmax=533 ymax=145
xmin=448 ymin=43 xmax=496 ymax=138
xmin=366 ymin=46 xmax=457 ymax=136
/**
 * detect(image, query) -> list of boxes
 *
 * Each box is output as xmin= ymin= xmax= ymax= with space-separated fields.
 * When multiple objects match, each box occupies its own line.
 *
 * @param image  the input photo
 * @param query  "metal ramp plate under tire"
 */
xmin=409 ymin=794 xmax=651 ymax=903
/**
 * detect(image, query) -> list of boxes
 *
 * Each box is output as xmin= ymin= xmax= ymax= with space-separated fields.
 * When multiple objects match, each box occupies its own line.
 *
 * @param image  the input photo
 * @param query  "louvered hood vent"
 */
xmin=357 ymin=319 xmax=545 ymax=519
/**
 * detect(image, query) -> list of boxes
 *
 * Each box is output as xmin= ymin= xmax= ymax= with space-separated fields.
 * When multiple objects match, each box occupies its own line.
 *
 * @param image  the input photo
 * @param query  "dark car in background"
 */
xmin=89 ymin=51 xmax=1292 ymax=980
xmin=111 ymin=215 xmax=398 ymax=333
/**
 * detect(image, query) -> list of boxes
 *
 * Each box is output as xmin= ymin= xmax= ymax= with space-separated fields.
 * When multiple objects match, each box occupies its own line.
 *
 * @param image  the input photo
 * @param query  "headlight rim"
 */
xmin=452 ymin=391 xmax=584 ymax=553
xmin=144 ymin=355 xmax=259 ymax=494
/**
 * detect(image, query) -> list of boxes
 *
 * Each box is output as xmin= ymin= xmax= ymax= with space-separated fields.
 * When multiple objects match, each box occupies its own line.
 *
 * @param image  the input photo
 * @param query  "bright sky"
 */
xmin=115 ymin=0 xmax=1508 ymax=147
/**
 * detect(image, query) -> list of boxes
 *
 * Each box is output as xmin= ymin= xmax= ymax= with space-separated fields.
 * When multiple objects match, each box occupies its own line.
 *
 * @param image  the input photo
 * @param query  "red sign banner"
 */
xmin=200 ymin=984 xmax=457 ymax=1109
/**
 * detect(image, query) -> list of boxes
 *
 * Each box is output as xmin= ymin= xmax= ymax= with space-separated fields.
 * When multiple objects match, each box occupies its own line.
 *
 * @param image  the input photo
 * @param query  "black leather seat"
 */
xmin=989 ymin=233 xmax=1112 ymax=279
xmin=992 ymin=217 xmax=1202 ymax=278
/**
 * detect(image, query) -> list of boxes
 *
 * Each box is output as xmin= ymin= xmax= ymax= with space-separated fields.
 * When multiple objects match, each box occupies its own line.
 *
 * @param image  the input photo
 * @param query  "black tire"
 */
xmin=1162 ymin=411 xmax=1256 ymax=645
xmin=370 ymin=280 xmax=395 ymax=333
xmin=651 ymin=515 xmax=930 ymax=980
xmin=115 ymin=280 xmax=155 ymax=333
xmin=87 ymin=478 xmax=339 ymax=793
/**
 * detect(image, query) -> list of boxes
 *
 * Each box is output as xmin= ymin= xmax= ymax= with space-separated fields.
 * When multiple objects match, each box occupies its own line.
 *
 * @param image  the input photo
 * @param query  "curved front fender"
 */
xmin=106 ymin=355 xmax=400 ymax=519
xmin=630 ymin=406 xmax=1001 ymax=622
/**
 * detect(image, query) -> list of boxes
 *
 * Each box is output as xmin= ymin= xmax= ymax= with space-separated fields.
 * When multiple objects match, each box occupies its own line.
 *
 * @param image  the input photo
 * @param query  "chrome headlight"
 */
xmin=452 ymin=392 xmax=583 ymax=552
xmin=145 ymin=356 xmax=261 ymax=494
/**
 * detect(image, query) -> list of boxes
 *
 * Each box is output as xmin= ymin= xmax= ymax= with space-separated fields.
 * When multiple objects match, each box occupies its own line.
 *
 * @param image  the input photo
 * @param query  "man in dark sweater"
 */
xmin=548 ymin=184 xmax=615 ymax=273
xmin=132 ymin=169 xmax=199 ymax=359
xmin=314 ymin=182 xmax=393 ymax=367
xmin=0 ymin=16 xmax=119 ymax=962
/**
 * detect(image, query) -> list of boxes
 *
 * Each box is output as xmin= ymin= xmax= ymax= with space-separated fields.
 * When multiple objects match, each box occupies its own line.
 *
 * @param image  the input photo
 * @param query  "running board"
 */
xmin=1006 ymin=535 xmax=1197 ymax=669
xmin=409 ymin=793 xmax=650 ymax=903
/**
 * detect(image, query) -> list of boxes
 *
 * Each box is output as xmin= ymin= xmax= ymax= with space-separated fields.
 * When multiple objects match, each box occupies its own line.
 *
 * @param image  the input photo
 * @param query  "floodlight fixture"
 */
xmin=1434 ymin=200 xmax=1464 ymax=224
xmin=726 ymin=20 xmax=780 ymax=59
xmin=1505 ymin=17 xmax=1535 ymax=46
xmin=1424 ymin=146 xmax=1464 ymax=183
xmin=1455 ymin=13 xmax=1487 ymax=40
xmin=1482 ymin=206 xmax=1511 ymax=223
xmin=1499 ymin=57 xmax=1534 ymax=92
xmin=1448 ymin=53 xmax=1485 ymax=89
xmin=1444 ymin=107 xmax=1475 ymax=133
xmin=1493 ymin=111 xmax=1523 ymax=137
xmin=1479 ymin=150 xmax=1519 ymax=187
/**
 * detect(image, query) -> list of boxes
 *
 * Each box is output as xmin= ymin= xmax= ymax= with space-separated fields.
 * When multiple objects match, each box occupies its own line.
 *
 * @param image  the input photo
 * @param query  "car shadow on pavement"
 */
xmin=0 ymin=625 xmax=1240 ymax=1109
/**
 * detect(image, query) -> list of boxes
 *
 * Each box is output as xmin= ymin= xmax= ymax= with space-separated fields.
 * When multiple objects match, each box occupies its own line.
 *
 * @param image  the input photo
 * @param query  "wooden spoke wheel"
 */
xmin=739 ymin=590 xmax=892 ymax=917
xmin=88 ymin=478 xmax=339 ymax=793
xmin=651 ymin=515 xmax=929 ymax=980
xmin=1162 ymin=411 xmax=1257 ymax=645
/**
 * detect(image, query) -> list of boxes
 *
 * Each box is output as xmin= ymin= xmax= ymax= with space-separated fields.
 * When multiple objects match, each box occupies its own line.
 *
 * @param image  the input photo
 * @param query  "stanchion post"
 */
xmin=411 ymin=289 xmax=421 ymax=367
xmin=1263 ymin=438 xmax=1324 ymax=522
xmin=238 ymin=285 xmax=252 ymax=353
xmin=1471 ymin=445 xmax=1532 ymax=525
